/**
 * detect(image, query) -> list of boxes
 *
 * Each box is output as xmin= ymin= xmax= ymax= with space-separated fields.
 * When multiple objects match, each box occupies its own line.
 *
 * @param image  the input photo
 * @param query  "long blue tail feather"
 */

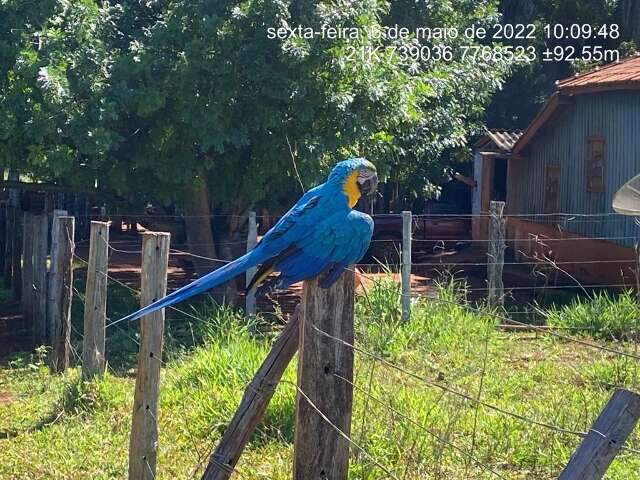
xmin=110 ymin=251 xmax=258 ymax=327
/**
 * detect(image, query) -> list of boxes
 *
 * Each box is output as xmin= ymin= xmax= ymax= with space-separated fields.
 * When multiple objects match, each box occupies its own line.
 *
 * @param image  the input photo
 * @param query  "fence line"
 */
xmin=6 ymin=203 xmax=640 ymax=478
xmin=75 ymin=231 xmax=640 ymax=360
xmin=101 ymin=234 xmax=638 ymax=246
xmin=66 ymin=211 xmax=634 ymax=219
xmin=311 ymin=323 xmax=594 ymax=440
xmin=351 ymin=267 xmax=640 ymax=361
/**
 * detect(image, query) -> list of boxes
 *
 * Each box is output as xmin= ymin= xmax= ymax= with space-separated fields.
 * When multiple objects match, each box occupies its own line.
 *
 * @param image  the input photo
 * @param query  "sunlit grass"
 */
xmin=1 ymin=278 xmax=639 ymax=479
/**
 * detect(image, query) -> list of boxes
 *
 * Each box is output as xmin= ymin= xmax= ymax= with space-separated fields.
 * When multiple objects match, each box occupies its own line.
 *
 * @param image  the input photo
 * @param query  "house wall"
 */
xmin=507 ymin=218 xmax=637 ymax=287
xmin=507 ymin=91 xmax=640 ymax=249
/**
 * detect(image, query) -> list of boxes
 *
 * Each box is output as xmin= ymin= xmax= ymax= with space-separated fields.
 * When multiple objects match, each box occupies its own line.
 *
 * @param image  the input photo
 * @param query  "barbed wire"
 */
xmin=310 ymin=322 xmax=640 ymax=456
xmin=57 ymin=210 xmax=638 ymax=219
xmin=350 ymin=268 xmax=640 ymax=361
xmin=55 ymin=216 xmax=640 ymax=475
xmin=70 ymin=252 xmax=220 ymax=331
xmin=359 ymin=259 xmax=637 ymax=267
xmin=334 ymin=372 xmax=509 ymax=479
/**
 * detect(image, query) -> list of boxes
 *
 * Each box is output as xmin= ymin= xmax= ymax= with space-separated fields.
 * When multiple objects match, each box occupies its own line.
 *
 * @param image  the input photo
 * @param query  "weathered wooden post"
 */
xmin=0 ymin=203 xmax=5 ymax=277
xmin=82 ymin=221 xmax=109 ymax=379
xmin=47 ymin=209 xmax=68 ymax=345
xmin=48 ymin=209 xmax=68 ymax=253
xmin=32 ymin=213 xmax=48 ymax=345
xmin=202 ymin=306 xmax=302 ymax=480
xmin=487 ymin=201 xmax=505 ymax=307
xmin=48 ymin=216 xmax=75 ymax=373
xmin=558 ymin=388 xmax=640 ymax=480
xmin=294 ymin=270 xmax=354 ymax=480
xmin=4 ymin=170 xmax=21 ymax=295
xmin=245 ymin=211 xmax=258 ymax=317
xmin=21 ymin=213 xmax=34 ymax=332
xmin=129 ymin=231 xmax=170 ymax=480
xmin=401 ymin=210 xmax=412 ymax=321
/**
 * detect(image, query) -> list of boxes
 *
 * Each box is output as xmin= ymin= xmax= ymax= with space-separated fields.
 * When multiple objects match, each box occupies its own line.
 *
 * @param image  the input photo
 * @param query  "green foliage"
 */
xmin=543 ymin=290 xmax=640 ymax=340
xmin=0 ymin=0 xmax=507 ymax=217
xmin=489 ymin=0 xmax=638 ymax=129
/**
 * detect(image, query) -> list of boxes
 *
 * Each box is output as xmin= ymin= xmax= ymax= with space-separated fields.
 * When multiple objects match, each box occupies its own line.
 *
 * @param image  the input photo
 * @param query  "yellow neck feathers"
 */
xmin=343 ymin=170 xmax=361 ymax=208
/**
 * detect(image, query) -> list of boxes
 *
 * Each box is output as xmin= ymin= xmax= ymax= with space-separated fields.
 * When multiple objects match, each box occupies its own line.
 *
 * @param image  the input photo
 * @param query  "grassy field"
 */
xmin=1 ymin=278 xmax=639 ymax=479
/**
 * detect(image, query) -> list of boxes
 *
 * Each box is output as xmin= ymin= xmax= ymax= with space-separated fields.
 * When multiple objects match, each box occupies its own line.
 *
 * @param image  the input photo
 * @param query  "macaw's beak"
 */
xmin=357 ymin=171 xmax=379 ymax=196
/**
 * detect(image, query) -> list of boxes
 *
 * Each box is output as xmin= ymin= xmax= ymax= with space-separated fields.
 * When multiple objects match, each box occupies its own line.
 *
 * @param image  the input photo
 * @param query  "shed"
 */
xmin=472 ymin=129 xmax=522 ymax=240
xmin=475 ymin=55 xmax=640 ymax=286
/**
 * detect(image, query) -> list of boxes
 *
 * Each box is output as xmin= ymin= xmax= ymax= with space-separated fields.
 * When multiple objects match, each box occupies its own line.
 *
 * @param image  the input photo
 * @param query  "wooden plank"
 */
xmin=31 ymin=213 xmax=48 ymax=345
xmin=0 ymin=204 xmax=6 ymax=276
xmin=11 ymin=209 xmax=22 ymax=300
xmin=245 ymin=211 xmax=257 ymax=317
xmin=201 ymin=306 xmax=301 ymax=480
xmin=294 ymin=271 xmax=355 ymax=480
xmin=401 ymin=210 xmax=411 ymax=321
xmin=128 ymin=231 xmax=170 ymax=480
xmin=5 ymin=170 xmax=21 ymax=296
xmin=2 ymin=203 xmax=11 ymax=288
xmin=21 ymin=213 xmax=34 ymax=332
xmin=487 ymin=201 xmax=505 ymax=307
xmin=558 ymin=388 xmax=640 ymax=480
xmin=48 ymin=216 xmax=74 ymax=373
xmin=82 ymin=221 xmax=109 ymax=379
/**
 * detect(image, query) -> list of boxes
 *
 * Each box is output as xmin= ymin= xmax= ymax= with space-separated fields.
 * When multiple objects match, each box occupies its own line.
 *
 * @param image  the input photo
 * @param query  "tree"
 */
xmin=1 ymin=0 xmax=508 ymax=295
xmin=488 ymin=0 xmax=636 ymax=129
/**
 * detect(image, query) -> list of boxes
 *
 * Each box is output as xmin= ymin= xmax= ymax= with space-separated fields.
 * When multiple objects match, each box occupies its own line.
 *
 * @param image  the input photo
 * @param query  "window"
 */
xmin=544 ymin=164 xmax=560 ymax=213
xmin=586 ymin=136 xmax=606 ymax=192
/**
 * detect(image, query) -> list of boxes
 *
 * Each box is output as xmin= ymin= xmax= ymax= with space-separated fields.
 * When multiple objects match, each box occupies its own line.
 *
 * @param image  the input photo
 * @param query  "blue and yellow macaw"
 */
xmin=116 ymin=158 xmax=378 ymax=324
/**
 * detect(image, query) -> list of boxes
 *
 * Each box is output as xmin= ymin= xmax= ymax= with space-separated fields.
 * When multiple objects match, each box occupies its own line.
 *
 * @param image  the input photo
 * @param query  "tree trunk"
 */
xmin=621 ymin=0 xmax=640 ymax=44
xmin=183 ymin=179 xmax=220 ymax=278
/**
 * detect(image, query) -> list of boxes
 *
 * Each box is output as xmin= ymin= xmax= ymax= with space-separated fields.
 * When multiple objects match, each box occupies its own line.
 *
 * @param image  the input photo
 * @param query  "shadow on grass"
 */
xmin=0 ymin=375 xmax=106 ymax=439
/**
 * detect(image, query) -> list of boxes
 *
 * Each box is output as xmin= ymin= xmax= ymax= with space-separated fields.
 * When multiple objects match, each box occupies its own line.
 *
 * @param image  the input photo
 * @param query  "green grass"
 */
xmin=1 ymin=279 xmax=640 ymax=479
xmin=543 ymin=290 xmax=640 ymax=341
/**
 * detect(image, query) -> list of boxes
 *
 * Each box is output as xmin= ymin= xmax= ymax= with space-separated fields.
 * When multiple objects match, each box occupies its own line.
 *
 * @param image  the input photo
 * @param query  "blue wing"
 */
xmin=259 ymin=209 xmax=373 ymax=291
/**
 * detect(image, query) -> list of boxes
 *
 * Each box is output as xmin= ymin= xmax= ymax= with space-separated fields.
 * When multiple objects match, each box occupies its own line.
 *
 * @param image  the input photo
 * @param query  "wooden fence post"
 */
xmin=245 ymin=211 xmax=257 ymax=317
xmin=32 ymin=213 xmax=48 ymax=345
xmin=487 ymin=201 xmax=505 ymax=307
xmin=294 ymin=270 xmax=354 ymax=480
xmin=47 ymin=210 xmax=68 ymax=345
xmin=3 ymin=203 xmax=13 ymax=288
xmin=558 ymin=388 xmax=640 ymax=480
xmin=201 ymin=306 xmax=301 ymax=480
xmin=21 ymin=212 xmax=34 ymax=315
xmin=401 ymin=210 xmax=412 ymax=321
xmin=129 ymin=231 xmax=170 ymax=480
xmin=82 ymin=221 xmax=109 ymax=379
xmin=48 ymin=216 xmax=74 ymax=373
xmin=0 ymin=203 xmax=5 ymax=277
xmin=4 ymin=170 xmax=21 ymax=296
xmin=10 ymin=207 xmax=22 ymax=300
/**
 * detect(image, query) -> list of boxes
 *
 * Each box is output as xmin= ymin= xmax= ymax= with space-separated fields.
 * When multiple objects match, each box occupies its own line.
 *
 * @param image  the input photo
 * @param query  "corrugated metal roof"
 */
xmin=486 ymin=129 xmax=523 ymax=152
xmin=475 ymin=129 xmax=523 ymax=154
xmin=557 ymin=54 xmax=640 ymax=94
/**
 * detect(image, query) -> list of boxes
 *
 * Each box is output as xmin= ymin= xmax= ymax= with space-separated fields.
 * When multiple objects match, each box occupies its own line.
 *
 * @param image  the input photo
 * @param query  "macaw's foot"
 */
xmin=255 ymin=278 xmax=281 ymax=297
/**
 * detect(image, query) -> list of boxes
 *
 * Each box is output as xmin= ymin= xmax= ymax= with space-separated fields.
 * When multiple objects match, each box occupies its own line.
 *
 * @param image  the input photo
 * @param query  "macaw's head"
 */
xmin=328 ymin=158 xmax=379 ymax=208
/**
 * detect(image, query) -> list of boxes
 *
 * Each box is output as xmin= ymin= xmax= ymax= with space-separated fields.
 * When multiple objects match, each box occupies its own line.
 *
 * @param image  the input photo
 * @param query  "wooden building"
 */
xmin=475 ymin=55 xmax=640 ymax=285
